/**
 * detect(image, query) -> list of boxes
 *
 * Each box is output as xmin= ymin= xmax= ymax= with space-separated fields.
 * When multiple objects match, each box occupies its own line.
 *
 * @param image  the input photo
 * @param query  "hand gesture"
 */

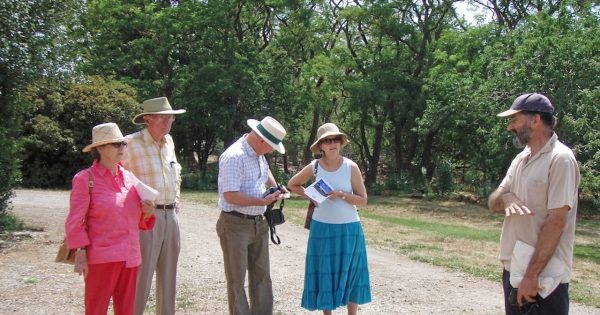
xmin=502 ymin=193 xmax=534 ymax=216
xmin=74 ymin=250 xmax=88 ymax=278
xmin=141 ymin=200 xmax=155 ymax=219
xmin=263 ymin=190 xmax=281 ymax=206
xmin=277 ymin=185 xmax=291 ymax=199
xmin=517 ymin=275 xmax=540 ymax=306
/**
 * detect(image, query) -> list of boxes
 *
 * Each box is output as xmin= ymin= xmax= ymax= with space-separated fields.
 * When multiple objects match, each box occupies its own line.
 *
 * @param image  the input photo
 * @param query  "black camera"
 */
xmin=263 ymin=185 xmax=282 ymax=198
xmin=509 ymin=288 xmax=540 ymax=314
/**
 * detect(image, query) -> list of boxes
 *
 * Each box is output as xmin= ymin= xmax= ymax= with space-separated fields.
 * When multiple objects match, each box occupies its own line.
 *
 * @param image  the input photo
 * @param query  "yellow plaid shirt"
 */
xmin=123 ymin=128 xmax=181 ymax=204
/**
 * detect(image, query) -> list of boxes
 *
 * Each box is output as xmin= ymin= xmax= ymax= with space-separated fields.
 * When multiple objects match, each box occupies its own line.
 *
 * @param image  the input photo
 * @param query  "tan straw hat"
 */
xmin=247 ymin=116 xmax=287 ymax=154
xmin=310 ymin=123 xmax=348 ymax=153
xmin=82 ymin=123 xmax=126 ymax=152
xmin=132 ymin=97 xmax=186 ymax=124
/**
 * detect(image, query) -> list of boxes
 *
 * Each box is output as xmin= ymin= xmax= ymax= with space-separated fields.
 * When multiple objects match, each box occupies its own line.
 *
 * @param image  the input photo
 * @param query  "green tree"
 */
xmin=482 ymin=7 xmax=600 ymax=198
xmin=0 ymin=0 xmax=82 ymax=224
xmin=20 ymin=77 xmax=140 ymax=187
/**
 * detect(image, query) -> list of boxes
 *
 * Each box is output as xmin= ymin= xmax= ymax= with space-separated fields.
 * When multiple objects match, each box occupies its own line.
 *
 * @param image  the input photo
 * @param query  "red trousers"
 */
xmin=85 ymin=262 xmax=138 ymax=315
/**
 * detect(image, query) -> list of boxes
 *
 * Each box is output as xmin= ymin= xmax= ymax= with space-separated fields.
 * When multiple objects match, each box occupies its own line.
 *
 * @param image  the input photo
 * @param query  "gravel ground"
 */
xmin=1 ymin=189 xmax=598 ymax=315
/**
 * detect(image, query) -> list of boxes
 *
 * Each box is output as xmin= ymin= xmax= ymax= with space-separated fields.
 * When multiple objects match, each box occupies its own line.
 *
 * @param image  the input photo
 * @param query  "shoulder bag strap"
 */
xmin=83 ymin=168 xmax=94 ymax=226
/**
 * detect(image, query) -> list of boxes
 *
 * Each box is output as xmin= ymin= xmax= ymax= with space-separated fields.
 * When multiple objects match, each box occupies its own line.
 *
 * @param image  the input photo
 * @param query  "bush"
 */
xmin=0 ymin=211 xmax=25 ymax=232
xmin=0 ymin=95 xmax=24 ymax=228
xmin=384 ymin=172 xmax=409 ymax=191
xmin=181 ymin=171 xmax=217 ymax=191
xmin=433 ymin=161 xmax=453 ymax=196
xmin=579 ymin=196 xmax=600 ymax=218
xmin=270 ymin=167 xmax=293 ymax=187
xmin=383 ymin=172 xmax=429 ymax=194
xmin=19 ymin=77 xmax=140 ymax=188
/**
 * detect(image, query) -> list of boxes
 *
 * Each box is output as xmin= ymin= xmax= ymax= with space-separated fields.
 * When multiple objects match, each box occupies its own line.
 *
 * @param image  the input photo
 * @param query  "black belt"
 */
xmin=223 ymin=210 xmax=263 ymax=221
xmin=156 ymin=203 xmax=175 ymax=210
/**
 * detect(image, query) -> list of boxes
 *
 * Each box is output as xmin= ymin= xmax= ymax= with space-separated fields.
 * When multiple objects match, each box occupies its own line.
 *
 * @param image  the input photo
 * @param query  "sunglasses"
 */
xmin=320 ymin=137 xmax=342 ymax=145
xmin=108 ymin=142 xmax=128 ymax=148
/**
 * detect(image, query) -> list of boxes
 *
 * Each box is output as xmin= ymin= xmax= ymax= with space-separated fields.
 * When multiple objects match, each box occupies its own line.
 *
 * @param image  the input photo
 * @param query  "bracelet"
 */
xmin=341 ymin=192 xmax=347 ymax=200
xmin=75 ymin=247 xmax=86 ymax=252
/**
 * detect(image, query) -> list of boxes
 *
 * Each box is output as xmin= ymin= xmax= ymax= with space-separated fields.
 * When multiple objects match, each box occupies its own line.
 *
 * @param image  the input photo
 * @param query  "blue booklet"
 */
xmin=304 ymin=178 xmax=334 ymax=205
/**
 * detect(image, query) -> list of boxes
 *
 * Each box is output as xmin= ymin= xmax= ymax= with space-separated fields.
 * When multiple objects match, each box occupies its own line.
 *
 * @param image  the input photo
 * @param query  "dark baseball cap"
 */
xmin=497 ymin=93 xmax=554 ymax=117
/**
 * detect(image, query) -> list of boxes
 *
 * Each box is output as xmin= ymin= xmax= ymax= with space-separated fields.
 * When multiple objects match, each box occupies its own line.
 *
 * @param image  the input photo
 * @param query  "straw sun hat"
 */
xmin=132 ymin=97 xmax=186 ymax=124
xmin=310 ymin=123 xmax=348 ymax=154
xmin=82 ymin=123 xmax=126 ymax=153
xmin=247 ymin=116 xmax=287 ymax=154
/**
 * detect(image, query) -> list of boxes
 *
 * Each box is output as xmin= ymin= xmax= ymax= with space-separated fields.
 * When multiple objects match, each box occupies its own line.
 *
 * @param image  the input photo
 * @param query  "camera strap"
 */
xmin=264 ymin=159 xmax=284 ymax=245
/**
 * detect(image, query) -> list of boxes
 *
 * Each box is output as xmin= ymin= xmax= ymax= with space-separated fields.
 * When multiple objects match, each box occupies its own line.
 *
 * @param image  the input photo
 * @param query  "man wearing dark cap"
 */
xmin=488 ymin=93 xmax=580 ymax=315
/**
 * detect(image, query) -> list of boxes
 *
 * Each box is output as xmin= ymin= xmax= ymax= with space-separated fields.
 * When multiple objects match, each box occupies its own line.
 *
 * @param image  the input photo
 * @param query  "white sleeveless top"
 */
xmin=311 ymin=157 xmax=360 ymax=224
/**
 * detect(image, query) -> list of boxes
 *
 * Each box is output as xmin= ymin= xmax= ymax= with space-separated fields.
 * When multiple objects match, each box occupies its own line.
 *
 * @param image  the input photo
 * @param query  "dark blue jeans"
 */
xmin=503 ymin=269 xmax=569 ymax=315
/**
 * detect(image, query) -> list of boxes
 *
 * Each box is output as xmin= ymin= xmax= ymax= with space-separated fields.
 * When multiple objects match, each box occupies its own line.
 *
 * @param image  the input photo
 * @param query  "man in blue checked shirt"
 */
xmin=216 ymin=116 xmax=288 ymax=315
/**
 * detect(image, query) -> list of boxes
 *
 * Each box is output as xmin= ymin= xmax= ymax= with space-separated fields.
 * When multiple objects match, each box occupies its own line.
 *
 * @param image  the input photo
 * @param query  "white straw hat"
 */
xmin=82 ymin=123 xmax=126 ymax=152
xmin=247 ymin=116 xmax=287 ymax=154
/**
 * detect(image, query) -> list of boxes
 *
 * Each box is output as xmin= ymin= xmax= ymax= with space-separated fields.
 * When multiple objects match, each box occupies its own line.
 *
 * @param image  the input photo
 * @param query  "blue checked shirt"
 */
xmin=218 ymin=135 xmax=269 ymax=215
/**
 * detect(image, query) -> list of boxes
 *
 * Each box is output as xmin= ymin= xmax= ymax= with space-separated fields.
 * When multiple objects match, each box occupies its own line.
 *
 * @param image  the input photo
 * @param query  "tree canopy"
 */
xmin=2 ymin=0 xmax=599 ymax=215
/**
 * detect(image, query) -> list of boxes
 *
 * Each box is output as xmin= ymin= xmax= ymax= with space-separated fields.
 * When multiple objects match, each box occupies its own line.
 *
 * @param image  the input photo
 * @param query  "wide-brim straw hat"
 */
xmin=247 ymin=116 xmax=287 ymax=154
xmin=310 ymin=122 xmax=349 ymax=153
xmin=82 ymin=122 xmax=126 ymax=152
xmin=132 ymin=97 xmax=186 ymax=124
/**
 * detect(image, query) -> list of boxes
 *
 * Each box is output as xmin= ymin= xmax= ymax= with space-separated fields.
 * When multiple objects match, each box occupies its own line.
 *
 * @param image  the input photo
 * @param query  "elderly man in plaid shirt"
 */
xmin=217 ymin=116 xmax=288 ymax=315
xmin=123 ymin=97 xmax=185 ymax=315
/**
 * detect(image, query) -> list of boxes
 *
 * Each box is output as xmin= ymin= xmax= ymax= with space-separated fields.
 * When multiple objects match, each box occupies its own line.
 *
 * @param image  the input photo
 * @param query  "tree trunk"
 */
xmin=364 ymin=122 xmax=384 ymax=186
xmin=303 ymin=110 xmax=320 ymax=165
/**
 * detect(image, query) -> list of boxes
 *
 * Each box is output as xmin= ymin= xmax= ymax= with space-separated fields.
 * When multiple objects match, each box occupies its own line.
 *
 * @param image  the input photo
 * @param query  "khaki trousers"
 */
xmin=134 ymin=209 xmax=180 ymax=315
xmin=216 ymin=211 xmax=273 ymax=315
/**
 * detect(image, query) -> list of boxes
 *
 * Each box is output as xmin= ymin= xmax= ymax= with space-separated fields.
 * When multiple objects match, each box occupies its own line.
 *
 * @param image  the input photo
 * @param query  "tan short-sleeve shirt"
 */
xmin=498 ymin=133 xmax=580 ymax=282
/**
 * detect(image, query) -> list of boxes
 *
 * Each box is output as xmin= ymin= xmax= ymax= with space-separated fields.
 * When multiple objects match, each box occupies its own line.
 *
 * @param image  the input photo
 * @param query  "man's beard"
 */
xmin=512 ymin=124 xmax=532 ymax=149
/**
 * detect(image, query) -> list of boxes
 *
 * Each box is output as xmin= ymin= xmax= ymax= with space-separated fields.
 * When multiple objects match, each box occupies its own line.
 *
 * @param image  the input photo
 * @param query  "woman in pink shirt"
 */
xmin=65 ymin=123 xmax=156 ymax=315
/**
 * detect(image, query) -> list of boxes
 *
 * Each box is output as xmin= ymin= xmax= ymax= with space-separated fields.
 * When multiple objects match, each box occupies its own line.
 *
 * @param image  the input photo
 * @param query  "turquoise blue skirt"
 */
xmin=301 ymin=220 xmax=372 ymax=311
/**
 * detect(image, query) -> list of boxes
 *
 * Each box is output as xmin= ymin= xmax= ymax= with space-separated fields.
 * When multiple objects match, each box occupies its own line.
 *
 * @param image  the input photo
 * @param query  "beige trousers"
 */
xmin=134 ymin=209 xmax=180 ymax=315
xmin=216 ymin=211 xmax=273 ymax=315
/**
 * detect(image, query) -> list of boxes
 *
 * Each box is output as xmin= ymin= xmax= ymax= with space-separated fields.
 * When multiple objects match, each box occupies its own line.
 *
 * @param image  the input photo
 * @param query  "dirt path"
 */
xmin=1 ymin=189 xmax=598 ymax=314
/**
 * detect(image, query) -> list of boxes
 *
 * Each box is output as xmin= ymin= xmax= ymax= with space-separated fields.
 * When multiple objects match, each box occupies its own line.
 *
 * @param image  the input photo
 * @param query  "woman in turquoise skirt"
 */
xmin=288 ymin=122 xmax=371 ymax=315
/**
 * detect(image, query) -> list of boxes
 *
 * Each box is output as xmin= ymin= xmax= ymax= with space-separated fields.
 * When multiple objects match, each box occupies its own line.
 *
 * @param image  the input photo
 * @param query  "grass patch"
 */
xmin=176 ymin=296 xmax=194 ymax=310
xmin=574 ymin=244 xmax=600 ymax=263
xmin=23 ymin=277 xmax=38 ymax=284
xmin=410 ymin=254 xmax=501 ymax=282
xmin=398 ymin=243 xmax=441 ymax=253
xmin=361 ymin=212 xmax=500 ymax=242
xmin=575 ymin=219 xmax=600 ymax=238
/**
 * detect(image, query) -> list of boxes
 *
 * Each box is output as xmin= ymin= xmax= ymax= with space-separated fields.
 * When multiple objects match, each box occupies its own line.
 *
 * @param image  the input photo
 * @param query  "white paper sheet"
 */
xmin=135 ymin=181 xmax=159 ymax=201
xmin=304 ymin=178 xmax=334 ymax=205
xmin=509 ymin=240 xmax=567 ymax=298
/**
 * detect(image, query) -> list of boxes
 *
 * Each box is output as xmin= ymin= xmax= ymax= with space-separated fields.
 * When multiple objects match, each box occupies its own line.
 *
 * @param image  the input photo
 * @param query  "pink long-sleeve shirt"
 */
xmin=65 ymin=161 xmax=155 ymax=268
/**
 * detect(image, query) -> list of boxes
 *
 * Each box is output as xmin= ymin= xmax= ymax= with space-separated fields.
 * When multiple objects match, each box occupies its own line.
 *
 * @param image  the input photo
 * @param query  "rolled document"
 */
xmin=135 ymin=181 xmax=159 ymax=201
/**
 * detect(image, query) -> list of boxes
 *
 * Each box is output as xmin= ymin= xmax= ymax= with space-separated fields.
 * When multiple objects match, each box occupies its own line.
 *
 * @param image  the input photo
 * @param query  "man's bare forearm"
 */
xmin=523 ymin=207 xmax=568 ymax=279
xmin=488 ymin=188 xmax=506 ymax=213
